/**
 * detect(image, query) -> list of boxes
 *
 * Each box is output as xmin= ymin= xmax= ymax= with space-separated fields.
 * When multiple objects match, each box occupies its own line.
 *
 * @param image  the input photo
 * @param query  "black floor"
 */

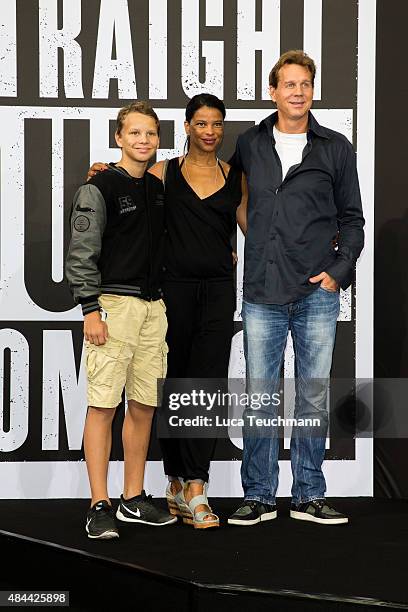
xmin=0 ymin=498 xmax=407 ymax=611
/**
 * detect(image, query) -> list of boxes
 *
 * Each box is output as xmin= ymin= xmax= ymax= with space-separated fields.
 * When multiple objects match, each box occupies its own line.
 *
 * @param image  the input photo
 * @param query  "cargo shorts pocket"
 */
xmin=86 ymin=348 xmax=97 ymax=378
xmin=99 ymin=294 xmax=128 ymax=317
xmin=161 ymin=343 xmax=169 ymax=378
xmin=86 ymin=338 xmax=126 ymax=386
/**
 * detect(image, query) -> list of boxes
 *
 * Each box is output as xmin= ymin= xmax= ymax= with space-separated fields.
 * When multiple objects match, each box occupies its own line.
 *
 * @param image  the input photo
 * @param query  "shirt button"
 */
xmin=162 ymin=266 xmax=166 ymax=272
xmin=275 ymin=188 xmax=279 ymax=195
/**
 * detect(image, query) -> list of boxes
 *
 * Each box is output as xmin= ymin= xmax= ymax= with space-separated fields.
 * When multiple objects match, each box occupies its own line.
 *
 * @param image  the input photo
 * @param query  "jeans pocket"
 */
xmin=319 ymin=285 xmax=338 ymax=294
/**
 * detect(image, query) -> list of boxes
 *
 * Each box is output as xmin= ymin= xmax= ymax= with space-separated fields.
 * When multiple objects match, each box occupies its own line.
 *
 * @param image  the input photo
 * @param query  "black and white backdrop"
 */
xmin=0 ymin=0 xmax=375 ymax=498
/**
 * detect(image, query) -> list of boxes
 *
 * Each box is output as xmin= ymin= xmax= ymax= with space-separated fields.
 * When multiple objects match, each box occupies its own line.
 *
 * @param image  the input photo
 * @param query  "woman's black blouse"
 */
xmin=164 ymin=157 xmax=242 ymax=279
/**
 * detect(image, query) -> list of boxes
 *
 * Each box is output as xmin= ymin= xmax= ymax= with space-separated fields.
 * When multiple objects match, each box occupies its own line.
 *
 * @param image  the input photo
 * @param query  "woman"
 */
xmin=149 ymin=94 xmax=246 ymax=529
xmin=88 ymin=94 xmax=247 ymax=529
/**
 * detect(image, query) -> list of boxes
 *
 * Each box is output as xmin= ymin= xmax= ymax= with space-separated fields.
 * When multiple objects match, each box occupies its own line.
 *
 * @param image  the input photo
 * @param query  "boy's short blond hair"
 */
xmin=116 ymin=101 xmax=160 ymax=135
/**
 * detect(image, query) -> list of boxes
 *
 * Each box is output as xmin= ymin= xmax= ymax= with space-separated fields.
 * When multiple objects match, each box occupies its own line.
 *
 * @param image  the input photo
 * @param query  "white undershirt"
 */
xmin=273 ymin=126 xmax=307 ymax=180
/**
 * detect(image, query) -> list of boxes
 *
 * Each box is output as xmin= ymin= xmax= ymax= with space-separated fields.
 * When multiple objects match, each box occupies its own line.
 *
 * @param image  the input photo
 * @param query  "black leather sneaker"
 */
xmin=228 ymin=500 xmax=277 ymax=526
xmin=116 ymin=490 xmax=177 ymax=526
xmin=290 ymin=499 xmax=348 ymax=525
xmin=86 ymin=500 xmax=119 ymax=539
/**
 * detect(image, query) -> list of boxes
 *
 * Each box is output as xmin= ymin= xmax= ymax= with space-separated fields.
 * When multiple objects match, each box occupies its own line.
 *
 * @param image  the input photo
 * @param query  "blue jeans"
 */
xmin=241 ymin=287 xmax=340 ymax=505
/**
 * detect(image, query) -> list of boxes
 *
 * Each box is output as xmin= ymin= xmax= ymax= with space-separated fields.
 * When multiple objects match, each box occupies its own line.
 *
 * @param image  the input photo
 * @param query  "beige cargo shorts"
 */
xmin=85 ymin=294 xmax=168 ymax=408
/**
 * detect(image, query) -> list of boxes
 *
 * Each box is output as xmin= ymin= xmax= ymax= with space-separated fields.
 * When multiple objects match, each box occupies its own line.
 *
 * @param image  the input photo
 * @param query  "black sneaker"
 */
xmin=228 ymin=500 xmax=277 ymax=526
xmin=290 ymin=499 xmax=348 ymax=525
xmin=86 ymin=500 xmax=119 ymax=539
xmin=116 ymin=490 xmax=177 ymax=526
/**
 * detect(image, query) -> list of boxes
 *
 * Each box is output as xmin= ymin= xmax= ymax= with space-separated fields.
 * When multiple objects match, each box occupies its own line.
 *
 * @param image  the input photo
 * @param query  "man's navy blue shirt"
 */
xmin=234 ymin=111 xmax=365 ymax=305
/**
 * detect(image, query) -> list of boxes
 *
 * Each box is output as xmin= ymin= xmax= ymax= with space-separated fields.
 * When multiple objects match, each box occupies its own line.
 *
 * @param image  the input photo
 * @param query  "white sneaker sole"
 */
xmin=228 ymin=510 xmax=277 ymax=526
xmin=86 ymin=528 xmax=119 ymax=539
xmin=290 ymin=510 xmax=348 ymax=525
xmin=116 ymin=508 xmax=177 ymax=526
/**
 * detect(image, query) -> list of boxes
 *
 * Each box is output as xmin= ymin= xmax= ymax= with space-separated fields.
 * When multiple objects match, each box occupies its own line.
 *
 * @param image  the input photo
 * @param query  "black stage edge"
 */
xmin=0 ymin=499 xmax=408 ymax=611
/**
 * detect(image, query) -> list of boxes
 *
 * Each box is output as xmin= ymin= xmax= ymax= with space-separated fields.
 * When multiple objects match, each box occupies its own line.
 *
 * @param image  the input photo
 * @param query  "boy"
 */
xmin=66 ymin=101 xmax=176 ymax=539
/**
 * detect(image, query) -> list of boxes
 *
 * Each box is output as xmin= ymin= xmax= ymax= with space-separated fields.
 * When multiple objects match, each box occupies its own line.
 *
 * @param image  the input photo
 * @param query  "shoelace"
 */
xmin=246 ymin=501 xmax=260 ymax=509
xmin=312 ymin=499 xmax=327 ymax=510
xmin=94 ymin=503 xmax=114 ymax=517
xmin=140 ymin=493 xmax=154 ymax=503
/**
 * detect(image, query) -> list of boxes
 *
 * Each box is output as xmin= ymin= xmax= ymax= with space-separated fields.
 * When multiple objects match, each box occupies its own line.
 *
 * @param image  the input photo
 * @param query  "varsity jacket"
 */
xmin=65 ymin=164 xmax=165 ymax=315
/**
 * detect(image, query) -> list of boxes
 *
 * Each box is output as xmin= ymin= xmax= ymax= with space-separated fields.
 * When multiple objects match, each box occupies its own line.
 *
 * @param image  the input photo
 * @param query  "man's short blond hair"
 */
xmin=269 ymin=50 xmax=316 ymax=88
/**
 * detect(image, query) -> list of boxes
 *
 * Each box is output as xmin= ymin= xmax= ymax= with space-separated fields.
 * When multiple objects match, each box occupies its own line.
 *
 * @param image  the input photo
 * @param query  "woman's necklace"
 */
xmin=185 ymin=157 xmax=218 ymax=168
xmin=184 ymin=155 xmax=219 ymax=194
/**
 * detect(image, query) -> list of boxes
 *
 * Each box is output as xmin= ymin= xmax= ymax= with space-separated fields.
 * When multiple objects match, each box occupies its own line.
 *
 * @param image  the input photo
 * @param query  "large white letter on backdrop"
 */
xmin=39 ymin=0 xmax=83 ymax=98
xmin=181 ymin=0 xmax=224 ymax=98
xmin=0 ymin=329 xmax=29 ymax=453
xmin=42 ymin=330 xmax=87 ymax=452
xmin=92 ymin=0 xmax=137 ymax=99
xmin=149 ymin=0 xmax=168 ymax=99
xmin=0 ymin=0 xmax=17 ymax=97
xmin=237 ymin=0 xmax=280 ymax=100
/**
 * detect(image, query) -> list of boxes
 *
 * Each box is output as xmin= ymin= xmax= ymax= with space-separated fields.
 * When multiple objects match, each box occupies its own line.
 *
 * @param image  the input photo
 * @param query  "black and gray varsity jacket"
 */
xmin=65 ymin=164 xmax=165 ymax=315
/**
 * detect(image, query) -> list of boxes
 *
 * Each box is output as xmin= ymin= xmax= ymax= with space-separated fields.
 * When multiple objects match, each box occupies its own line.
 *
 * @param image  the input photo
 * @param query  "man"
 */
xmin=66 ymin=101 xmax=176 ymax=539
xmin=229 ymin=50 xmax=364 ymax=526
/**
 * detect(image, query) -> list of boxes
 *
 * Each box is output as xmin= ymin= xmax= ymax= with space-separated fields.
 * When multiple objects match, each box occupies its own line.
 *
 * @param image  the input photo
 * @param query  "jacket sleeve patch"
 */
xmin=74 ymin=215 xmax=91 ymax=232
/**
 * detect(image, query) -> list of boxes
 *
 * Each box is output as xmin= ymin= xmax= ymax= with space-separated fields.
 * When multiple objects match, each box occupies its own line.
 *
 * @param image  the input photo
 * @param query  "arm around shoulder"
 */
xmin=87 ymin=162 xmax=109 ymax=181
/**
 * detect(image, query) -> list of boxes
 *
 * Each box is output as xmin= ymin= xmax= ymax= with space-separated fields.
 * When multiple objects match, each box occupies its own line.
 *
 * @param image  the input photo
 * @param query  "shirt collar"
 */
xmin=109 ymin=162 xmax=145 ymax=181
xmin=261 ymin=111 xmax=331 ymax=142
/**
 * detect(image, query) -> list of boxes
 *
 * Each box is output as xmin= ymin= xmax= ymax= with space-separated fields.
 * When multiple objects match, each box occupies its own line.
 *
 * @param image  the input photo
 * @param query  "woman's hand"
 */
xmin=87 ymin=162 xmax=108 ymax=181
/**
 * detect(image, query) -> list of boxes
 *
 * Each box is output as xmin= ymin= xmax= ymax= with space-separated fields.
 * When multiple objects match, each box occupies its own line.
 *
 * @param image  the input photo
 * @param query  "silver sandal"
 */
xmin=165 ymin=480 xmax=190 ymax=520
xmin=183 ymin=484 xmax=219 ymax=529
